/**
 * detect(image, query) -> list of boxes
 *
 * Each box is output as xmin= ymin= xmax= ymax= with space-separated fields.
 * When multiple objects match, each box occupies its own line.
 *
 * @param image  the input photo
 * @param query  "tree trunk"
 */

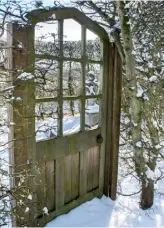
xmin=140 ymin=178 xmax=154 ymax=210
xmin=117 ymin=1 xmax=154 ymax=208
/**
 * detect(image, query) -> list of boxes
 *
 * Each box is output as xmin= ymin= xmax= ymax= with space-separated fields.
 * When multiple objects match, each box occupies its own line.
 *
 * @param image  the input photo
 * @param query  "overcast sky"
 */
xmin=35 ymin=19 xmax=98 ymax=41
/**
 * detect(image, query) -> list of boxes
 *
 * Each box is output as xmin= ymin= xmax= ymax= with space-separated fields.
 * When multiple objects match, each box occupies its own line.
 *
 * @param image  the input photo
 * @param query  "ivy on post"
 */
xmin=7 ymin=22 xmax=37 ymax=227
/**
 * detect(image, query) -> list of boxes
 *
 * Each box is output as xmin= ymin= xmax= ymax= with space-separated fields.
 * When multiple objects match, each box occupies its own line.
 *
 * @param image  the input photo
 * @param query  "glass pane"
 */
xmin=85 ymin=99 xmax=100 ymax=130
xmin=85 ymin=64 xmax=101 ymax=95
xmin=63 ymin=19 xmax=81 ymax=58
xmin=35 ymin=59 xmax=59 ymax=98
xmin=35 ymin=21 xmax=59 ymax=56
xmin=86 ymin=29 xmax=101 ymax=61
xmin=63 ymin=100 xmax=80 ymax=135
xmin=35 ymin=102 xmax=58 ymax=141
xmin=63 ymin=61 xmax=82 ymax=96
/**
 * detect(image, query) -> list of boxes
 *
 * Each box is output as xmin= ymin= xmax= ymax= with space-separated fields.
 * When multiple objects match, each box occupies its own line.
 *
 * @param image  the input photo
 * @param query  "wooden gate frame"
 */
xmin=7 ymin=7 xmax=122 ymax=227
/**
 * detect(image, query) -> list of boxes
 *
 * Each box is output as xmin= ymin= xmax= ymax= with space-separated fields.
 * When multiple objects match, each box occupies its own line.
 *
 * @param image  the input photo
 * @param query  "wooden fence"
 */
xmin=7 ymin=7 xmax=122 ymax=227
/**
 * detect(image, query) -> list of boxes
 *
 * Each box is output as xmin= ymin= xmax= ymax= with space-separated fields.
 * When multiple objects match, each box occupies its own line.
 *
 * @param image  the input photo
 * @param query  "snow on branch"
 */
xmin=17 ymin=72 xmax=34 ymax=80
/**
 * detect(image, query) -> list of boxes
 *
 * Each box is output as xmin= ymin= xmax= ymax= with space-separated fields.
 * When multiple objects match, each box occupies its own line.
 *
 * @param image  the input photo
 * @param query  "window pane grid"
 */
xmin=35 ymin=19 xmax=103 ymax=137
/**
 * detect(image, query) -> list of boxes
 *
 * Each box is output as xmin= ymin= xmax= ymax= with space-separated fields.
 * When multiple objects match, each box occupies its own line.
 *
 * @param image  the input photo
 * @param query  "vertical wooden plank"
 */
xmin=64 ymin=155 xmax=72 ymax=204
xmin=37 ymin=162 xmax=46 ymax=215
xmin=7 ymin=23 xmax=36 ymax=227
xmin=103 ymin=42 xmax=114 ymax=196
xmin=87 ymin=148 xmax=94 ymax=192
xmin=79 ymin=150 xmax=88 ymax=196
xmin=71 ymin=153 xmax=79 ymax=200
xmin=108 ymin=47 xmax=122 ymax=200
xmin=55 ymin=158 xmax=64 ymax=209
xmin=92 ymin=146 xmax=99 ymax=189
xmin=46 ymin=161 xmax=55 ymax=211
xmin=99 ymin=39 xmax=110 ymax=193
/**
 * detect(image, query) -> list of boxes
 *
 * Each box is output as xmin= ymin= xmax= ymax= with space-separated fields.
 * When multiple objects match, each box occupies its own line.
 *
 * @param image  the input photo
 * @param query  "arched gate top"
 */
xmin=26 ymin=7 xmax=109 ymax=41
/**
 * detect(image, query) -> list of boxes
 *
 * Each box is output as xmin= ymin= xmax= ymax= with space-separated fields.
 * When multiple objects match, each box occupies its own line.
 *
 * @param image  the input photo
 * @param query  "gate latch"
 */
xmin=96 ymin=134 xmax=103 ymax=144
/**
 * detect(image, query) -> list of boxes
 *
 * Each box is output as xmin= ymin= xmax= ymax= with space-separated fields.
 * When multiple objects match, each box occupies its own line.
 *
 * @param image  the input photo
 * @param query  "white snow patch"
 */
xmin=136 ymin=141 xmax=142 ymax=148
xmin=113 ymin=23 xmax=121 ymax=29
xmin=146 ymin=168 xmax=155 ymax=180
xmin=155 ymin=144 xmax=162 ymax=149
xmin=16 ymin=97 xmax=22 ymax=101
xmin=27 ymin=194 xmax=32 ymax=200
xmin=25 ymin=207 xmax=29 ymax=213
xmin=43 ymin=207 xmax=49 ymax=215
xmin=160 ymin=141 xmax=164 ymax=146
xmin=124 ymin=3 xmax=130 ymax=9
xmin=9 ymin=122 xmax=15 ymax=126
xmin=17 ymin=42 xmax=23 ymax=49
xmin=121 ymin=116 xmax=130 ymax=125
xmin=143 ymin=93 xmax=149 ymax=101
xmin=132 ymin=50 xmax=136 ymax=55
xmin=10 ymin=96 xmax=15 ymax=101
xmin=136 ymin=83 xmax=144 ymax=98
xmin=149 ymin=75 xmax=157 ymax=82
xmin=87 ymin=71 xmax=94 ymax=75
xmin=132 ymin=121 xmax=138 ymax=127
xmin=136 ymin=58 xmax=144 ymax=63
xmin=3 ymin=85 xmax=15 ymax=92
xmin=129 ymin=86 xmax=135 ymax=90
xmin=143 ymin=77 xmax=148 ymax=81
xmin=148 ymin=62 xmax=154 ymax=68
xmin=136 ymin=66 xmax=144 ymax=72
xmin=151 ymin=118 xmax=158 ymax=129
xmin=51 ymin=14 xmax=56 ymax=19
xmin=17 ymin=72 xmax=34 ymax=80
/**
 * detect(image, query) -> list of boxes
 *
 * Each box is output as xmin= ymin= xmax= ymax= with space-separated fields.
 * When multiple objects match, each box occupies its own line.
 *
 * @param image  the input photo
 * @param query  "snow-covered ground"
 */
xmin=46 ymin=178 xmax=164 ymax=227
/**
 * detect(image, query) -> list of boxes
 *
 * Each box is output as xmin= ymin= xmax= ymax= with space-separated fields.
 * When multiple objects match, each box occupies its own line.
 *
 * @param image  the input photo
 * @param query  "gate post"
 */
xmin=7 ymin=22 xmax=37 ymax=226
xmin=109 ymin=44 xmax=122 ymax=200
xmin=104 ymin=43 xmax=122 ymax=200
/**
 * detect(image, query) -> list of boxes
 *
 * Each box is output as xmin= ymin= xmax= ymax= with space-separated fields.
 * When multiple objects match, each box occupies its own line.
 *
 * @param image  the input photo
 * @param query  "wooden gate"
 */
xmin=7 ymin=7 xmax=122 ymax=227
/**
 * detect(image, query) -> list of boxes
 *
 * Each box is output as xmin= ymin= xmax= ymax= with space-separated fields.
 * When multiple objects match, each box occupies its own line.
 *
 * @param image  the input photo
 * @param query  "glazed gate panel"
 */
xmin=7 ymin=7 xmax=122 ymax=227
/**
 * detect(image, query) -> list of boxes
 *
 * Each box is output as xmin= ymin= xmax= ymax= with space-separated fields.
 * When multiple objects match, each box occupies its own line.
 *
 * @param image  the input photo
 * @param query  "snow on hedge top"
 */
xmin=17 ymin=72 xmax=34 ymax=80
